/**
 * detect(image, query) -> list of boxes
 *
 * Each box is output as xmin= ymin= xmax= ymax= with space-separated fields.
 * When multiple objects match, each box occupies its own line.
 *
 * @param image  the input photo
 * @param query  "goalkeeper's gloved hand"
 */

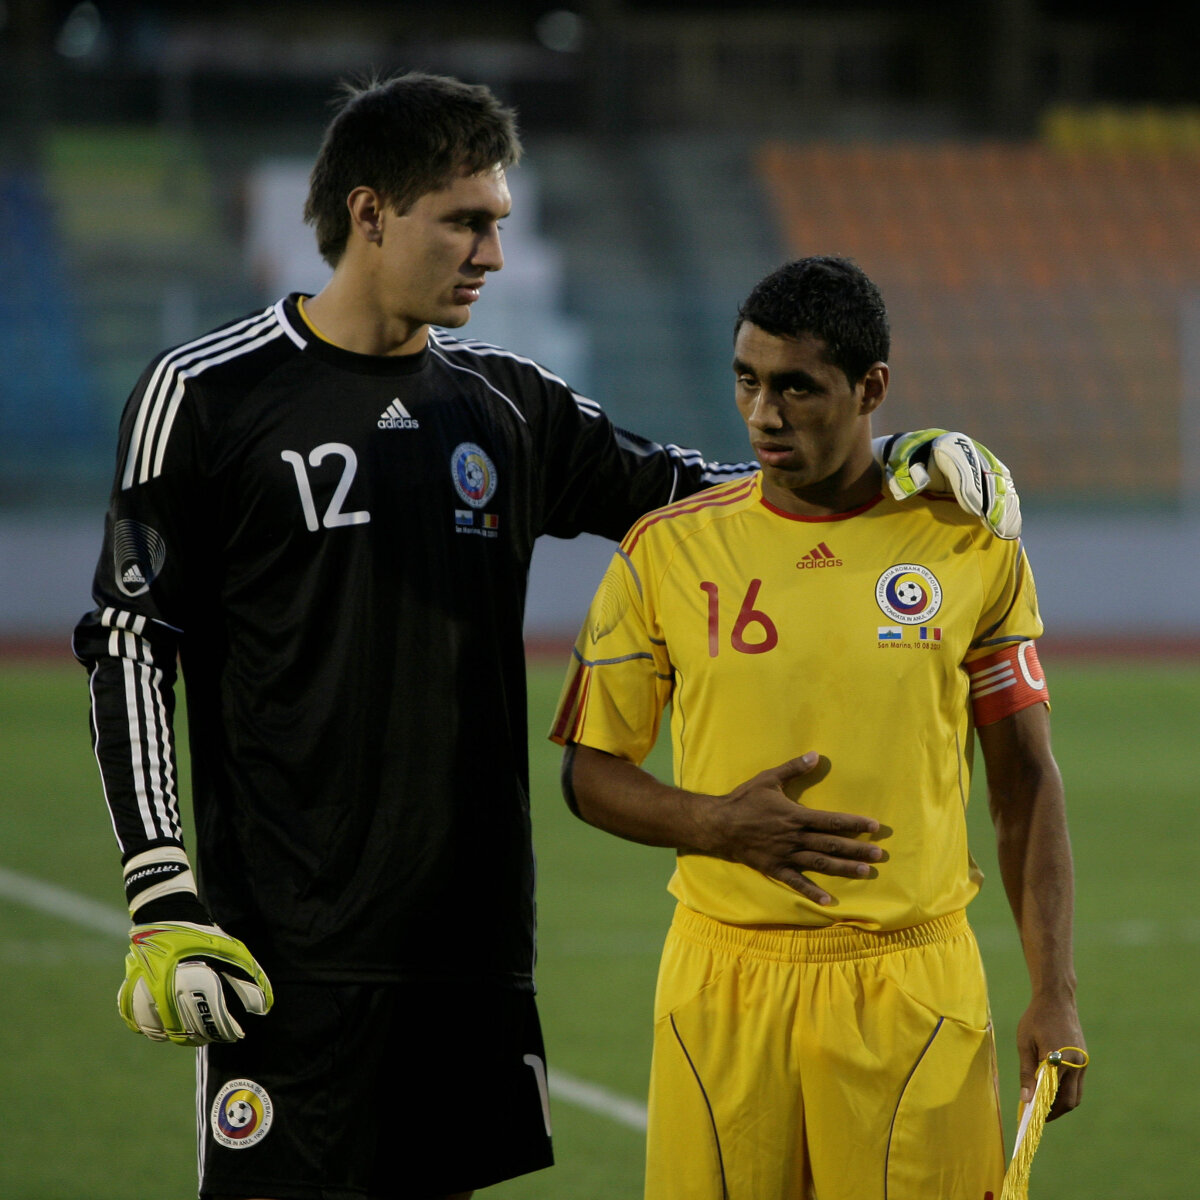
xmin=120 ymin=920 xmax=274 ymax=1046
xmin=874 ymin=428 xmax=1022 ymax=540
xmin=117 ymin=846 xmax=273 ymax=1046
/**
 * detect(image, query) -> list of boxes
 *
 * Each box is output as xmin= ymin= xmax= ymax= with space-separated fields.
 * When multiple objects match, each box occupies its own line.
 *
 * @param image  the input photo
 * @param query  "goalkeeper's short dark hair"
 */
xmin=304 ymin=71 xmax=523 ymax=267
xmin=735 ymin=256 xmax=890 ymax=388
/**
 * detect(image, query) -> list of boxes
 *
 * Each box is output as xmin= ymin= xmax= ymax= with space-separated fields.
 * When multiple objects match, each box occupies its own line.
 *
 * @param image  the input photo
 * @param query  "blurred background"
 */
xmin=1 ymin=0 xmax=1199 ymax=647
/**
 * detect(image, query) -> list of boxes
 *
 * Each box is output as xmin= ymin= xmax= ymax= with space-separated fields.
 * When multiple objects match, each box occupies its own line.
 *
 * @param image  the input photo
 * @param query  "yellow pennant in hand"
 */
xmin=1000 ymin=1047 xmax=1088 ymax=1200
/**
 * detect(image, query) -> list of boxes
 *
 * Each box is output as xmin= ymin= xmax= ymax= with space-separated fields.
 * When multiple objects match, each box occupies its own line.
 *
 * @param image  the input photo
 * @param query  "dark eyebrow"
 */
xmin=732 ymin=359 xmax=822 ymax=392
xmin=446 ymin=207 xmax=510 ymax=222
xmin=773 ymin=370 xmax=822 ymax=392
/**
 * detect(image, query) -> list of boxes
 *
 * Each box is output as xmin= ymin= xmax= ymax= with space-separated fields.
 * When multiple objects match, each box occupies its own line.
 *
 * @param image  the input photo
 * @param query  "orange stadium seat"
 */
xmin=756 ymin=135 xmax=1200 ymax=502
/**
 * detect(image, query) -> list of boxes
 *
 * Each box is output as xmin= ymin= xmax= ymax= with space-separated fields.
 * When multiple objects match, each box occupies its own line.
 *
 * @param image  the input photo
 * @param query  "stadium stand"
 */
xmin=0 ymin=167 xmax=96 ymax=482
xmin=528 ymin=132 xmax=784 ymax=460
xmin=41 ymin=127 xmax=254 ymax=431
xmin=757 ymin=115 xmax=1200 ymax=504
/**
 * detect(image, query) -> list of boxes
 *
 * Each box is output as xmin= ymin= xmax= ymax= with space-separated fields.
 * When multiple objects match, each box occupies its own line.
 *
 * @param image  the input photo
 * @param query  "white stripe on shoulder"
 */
xmin=434 ymin=333 xmax=571 ymax=385
xmin=274 ymin=296 xmax=308 ymax=348
xmin=428 ymin=333 xmax=529 ymax=425
xmin=659 ymin=443 xmax=757 ymax=486
xmin=122 ymin=307 xmax=283 ymax=490
xmin=700 ymin=458 xmax=758 ymax=482
xmin=431 ymin=330 xmax=602 ymax=419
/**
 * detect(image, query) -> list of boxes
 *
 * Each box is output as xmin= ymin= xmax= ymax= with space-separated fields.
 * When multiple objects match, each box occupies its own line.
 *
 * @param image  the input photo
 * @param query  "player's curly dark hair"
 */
xmin=735 ymin=256 xmax=890 ymax=386
xmin=304 ymin=71 xmax=522 ymax=266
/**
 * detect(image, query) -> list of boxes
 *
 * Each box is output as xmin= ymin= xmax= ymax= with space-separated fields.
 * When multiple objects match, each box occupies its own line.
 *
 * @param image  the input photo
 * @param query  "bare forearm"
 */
xmin=563 ymin=742 xmax=719 ymax=852
xmin=980 ymin=703 xmax=1086 ymax=1116
xmin=979 ymin=707 xmax=1077 ymax=998
xmin=562 ymin=743 xmax=884 ymax=906
xmin=992 ymin=764 xmax=1078 ymax=998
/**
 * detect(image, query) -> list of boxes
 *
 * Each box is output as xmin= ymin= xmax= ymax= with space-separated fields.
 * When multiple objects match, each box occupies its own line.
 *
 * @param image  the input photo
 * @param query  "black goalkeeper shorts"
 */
xmin=197 ymin=980 xmax=554 ymax=1199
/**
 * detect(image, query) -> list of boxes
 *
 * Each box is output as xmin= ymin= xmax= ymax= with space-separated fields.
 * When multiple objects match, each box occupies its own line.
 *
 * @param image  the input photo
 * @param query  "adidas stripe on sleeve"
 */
xmin=77 ymin=605 xmax=185 ymax=858
xmin=121 ymin=308 xmax=280 ymax=489
xmin=76 ymin=313 xmax=282 ymax=866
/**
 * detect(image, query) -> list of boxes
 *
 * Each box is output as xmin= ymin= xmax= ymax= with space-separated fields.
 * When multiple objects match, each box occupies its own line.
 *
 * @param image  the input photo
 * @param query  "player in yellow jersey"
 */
xmin=551 ymin=257 xmax=1086 ymax=1200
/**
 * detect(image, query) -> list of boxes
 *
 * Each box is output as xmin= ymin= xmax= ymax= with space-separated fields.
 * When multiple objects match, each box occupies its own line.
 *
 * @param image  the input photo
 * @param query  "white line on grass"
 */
xmin=548 ymin=1068 xmax=647 ymax=1130
xmin=0 ymin=864 xmax=650 ymax=1131
xmin=0 ymin=865 xmax=128 ymax=937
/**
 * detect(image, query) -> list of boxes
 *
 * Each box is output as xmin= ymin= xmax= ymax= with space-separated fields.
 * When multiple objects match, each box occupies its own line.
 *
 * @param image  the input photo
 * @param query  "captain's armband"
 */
xmin=967 ymin=640 xmax=1049 ymax=726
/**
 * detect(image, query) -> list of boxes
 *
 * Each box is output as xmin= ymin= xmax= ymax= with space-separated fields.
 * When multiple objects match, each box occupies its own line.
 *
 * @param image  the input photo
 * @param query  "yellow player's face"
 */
xmin=733 ymin=322 xmax=887 ymax=515
xmin=378 ymin=167 xmax=511 ymax=331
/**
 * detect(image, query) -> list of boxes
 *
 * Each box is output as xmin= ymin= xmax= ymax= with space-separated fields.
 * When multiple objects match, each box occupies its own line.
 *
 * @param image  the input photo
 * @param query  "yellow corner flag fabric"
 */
xmin=1001 ymin=1048 xmax=1089 ymax=1200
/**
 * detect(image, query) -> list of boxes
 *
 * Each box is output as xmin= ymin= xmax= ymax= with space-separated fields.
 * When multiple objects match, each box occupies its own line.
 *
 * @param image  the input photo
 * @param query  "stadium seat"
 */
xmin=757 ymin=133 xmax=1200 ymax=503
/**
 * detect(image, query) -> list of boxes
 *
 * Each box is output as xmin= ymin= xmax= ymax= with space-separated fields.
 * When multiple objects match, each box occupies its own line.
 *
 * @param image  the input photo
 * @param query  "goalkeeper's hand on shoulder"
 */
xmin=875 ymin=427 xmax=1022 ymax=540
xmin=118 ymin=853 xmax=273 ymax=1046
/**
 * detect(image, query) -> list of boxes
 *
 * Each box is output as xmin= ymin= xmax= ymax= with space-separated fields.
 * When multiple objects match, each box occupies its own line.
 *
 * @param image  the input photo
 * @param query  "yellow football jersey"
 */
xmin=552 ymin=474 xmax=1046 ymax=931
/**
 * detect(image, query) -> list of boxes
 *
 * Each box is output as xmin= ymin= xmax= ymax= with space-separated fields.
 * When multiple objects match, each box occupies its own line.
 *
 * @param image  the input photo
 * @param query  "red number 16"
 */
xmin=700 ymin=579 xmax=779 ymax=656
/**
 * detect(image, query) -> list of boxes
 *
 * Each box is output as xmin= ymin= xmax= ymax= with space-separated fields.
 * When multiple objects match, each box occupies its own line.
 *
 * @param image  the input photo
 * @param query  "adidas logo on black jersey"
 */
xmin=378 ymin=399 xmax=419 ymax=430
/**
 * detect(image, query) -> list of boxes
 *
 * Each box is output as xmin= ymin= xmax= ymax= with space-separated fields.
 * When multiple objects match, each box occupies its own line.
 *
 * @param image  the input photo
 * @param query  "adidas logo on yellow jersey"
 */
xmin=796 ymin=542 xmax=843 ymax=569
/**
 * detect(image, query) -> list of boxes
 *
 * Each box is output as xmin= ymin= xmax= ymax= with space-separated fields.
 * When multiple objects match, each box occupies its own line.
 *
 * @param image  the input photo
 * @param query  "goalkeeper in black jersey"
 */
xmin=73 ymin=72 xmax=1023 ymax=1199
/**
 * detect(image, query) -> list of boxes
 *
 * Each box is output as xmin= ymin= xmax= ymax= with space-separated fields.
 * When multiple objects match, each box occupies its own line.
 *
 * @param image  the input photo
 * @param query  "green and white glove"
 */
xmin=874 ymin=428 xmax=1022 ymax=540
xmin=119 ymin=920 xmax=274 ymax=1046
xmin=117 ymin=847 xmax=273 ymax=1046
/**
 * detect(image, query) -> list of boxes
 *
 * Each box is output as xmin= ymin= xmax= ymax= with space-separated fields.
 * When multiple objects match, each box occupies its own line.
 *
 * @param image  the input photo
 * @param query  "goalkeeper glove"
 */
xmin=875 ymin=428 xmax=1022 ymax=540
xmin=119 ymin=920 xmax=274 ymax=1045
xmin=118 ymin=847 xmax=273 ymax=1046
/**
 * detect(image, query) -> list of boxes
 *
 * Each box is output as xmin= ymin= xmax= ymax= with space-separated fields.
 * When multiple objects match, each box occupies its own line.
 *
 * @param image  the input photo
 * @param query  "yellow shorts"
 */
xmin=646 ymin=905 xmax=1004 ymax=1200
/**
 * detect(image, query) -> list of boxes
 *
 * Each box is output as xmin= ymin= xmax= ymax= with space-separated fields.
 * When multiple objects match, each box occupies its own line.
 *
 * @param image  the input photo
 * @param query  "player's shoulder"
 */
xmin=882 ymin=491 xmax=988 ymax=535
xmin=619 ymin=475 xmax=761 ymax=556
xmin=429 ymin=329 xmax=571 ymax=389
xmin=138 ymin=301 xmax=294 ymax=399
xmin=879 ymin=493 xmax=1026 ymax=567
xmin=427 ymin=328 xmax=593 ymax=424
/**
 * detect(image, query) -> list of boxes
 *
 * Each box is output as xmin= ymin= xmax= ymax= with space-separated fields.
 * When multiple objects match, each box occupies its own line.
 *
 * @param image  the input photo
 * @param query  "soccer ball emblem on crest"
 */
xmin=875 ymin=563 xmax=943 ymax=625
xmin=225 ymin=1100 xmax=255 ymax=1129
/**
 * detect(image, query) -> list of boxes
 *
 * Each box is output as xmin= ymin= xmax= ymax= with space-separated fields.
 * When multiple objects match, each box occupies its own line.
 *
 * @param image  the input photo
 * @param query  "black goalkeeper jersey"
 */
xmin=73 ymin=295 xmax=747 ymax=987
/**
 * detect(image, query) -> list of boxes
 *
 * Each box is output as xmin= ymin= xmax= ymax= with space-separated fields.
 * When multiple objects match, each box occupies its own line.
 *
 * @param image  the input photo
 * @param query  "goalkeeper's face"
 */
xmin=372 ymin=167 xmax=511 ymax=336
xmin=734 ymin=322 xmax=887 ymax=515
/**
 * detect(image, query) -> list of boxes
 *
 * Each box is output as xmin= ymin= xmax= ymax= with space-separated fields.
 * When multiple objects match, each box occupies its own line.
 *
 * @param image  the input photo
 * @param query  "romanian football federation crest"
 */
xmin=875 ymin=563 xmax=942 ymax=625
xmin=450 ymin=442 xmax=497 ymax=508
xmin=210 ymin=1078 xmax=273 ymax=1149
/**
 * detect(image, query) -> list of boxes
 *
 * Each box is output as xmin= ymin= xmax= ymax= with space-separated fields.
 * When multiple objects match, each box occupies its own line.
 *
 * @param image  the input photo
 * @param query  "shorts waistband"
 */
xmin=669 ymin=904 xmax=971 ymax=964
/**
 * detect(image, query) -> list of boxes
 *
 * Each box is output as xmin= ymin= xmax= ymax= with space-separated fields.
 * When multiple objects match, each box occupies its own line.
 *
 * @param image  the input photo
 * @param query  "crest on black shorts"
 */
xmin=211 ymin=1078 xmax=274 ymax=1149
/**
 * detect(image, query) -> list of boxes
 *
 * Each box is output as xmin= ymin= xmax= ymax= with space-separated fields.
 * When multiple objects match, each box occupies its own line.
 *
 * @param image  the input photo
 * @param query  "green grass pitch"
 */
xmin=1 ymin=656 xmax=1198 ymax=1197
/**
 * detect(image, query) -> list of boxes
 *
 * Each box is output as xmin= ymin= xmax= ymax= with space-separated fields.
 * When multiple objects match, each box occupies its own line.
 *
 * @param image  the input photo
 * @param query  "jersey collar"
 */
xmin=277 ymin=294 xmax=432 ymax=377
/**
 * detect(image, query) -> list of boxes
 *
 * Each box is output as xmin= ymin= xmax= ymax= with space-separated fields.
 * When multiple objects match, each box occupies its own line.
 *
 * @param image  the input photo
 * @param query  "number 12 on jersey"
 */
xmin=700 ymin=579 xmax=779 ymax=656
xmin=281 ymin=444 xmax=371 ymax=531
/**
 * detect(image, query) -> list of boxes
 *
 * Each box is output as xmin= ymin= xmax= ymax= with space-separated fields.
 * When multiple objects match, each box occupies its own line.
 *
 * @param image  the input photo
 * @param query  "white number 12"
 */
xmin=281 ymin=443 xmax=371 ymax=531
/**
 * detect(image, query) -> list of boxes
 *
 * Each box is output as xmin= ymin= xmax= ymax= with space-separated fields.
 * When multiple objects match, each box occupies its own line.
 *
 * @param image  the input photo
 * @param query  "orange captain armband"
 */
xmin=967 ymin=640 xmax=1049 ymax=726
